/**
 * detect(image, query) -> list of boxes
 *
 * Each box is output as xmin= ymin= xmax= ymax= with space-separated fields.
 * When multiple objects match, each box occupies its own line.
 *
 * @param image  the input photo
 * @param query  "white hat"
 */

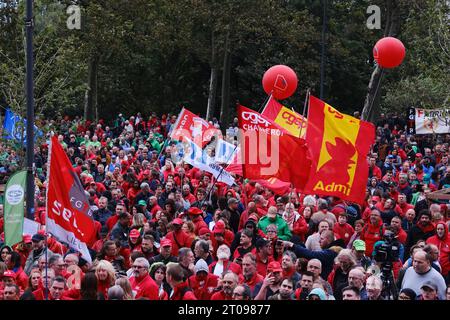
xmin=194 ymin=259 xmax=209 ymax=274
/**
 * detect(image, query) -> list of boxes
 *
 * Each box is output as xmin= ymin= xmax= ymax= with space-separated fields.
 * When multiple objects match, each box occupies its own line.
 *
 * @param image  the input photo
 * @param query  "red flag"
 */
xmin=303 ymin=96 xmax=375 ymax=204
xmin=238 ymin=105 xmax=311 ymax=190
xmin=170 ymin=108 xmax=222 ymax=148
xmin=46 ymin=136 xmax=95 ymax=263
xmin=255 ymin=178 xmax=292 ymax=195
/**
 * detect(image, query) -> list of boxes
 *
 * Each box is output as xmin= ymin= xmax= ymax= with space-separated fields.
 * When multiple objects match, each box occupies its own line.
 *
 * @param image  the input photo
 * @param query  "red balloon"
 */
xmin=373 ymin=37 xmax=406 ymax=69
xmin=262 ymin=65 xmax=298 ymax=100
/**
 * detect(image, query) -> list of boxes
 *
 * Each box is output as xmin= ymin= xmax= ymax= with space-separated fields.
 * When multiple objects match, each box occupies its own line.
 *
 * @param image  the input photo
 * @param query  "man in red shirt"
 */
xmin=187 ymin=259 xmax=219 ymax=300
xmin=390 ymin=216 xmax=407 ymax=245
xmin=211 ymin=271 xmax=238 ymax=300
xmin=182 ymin=184 xmax=197 ymax=204
xmin=188 ymin=207 xmax=208 ymax=235
xmin=255 ymin=238 xmax=273 ymax=277
xmin=129 ymin=257 xmax=159 ymax=300
xmin=165 ymin=218 xmax=193 ymax=256
xmin=240 ymin=253 xmax=263 ymax=292
xmin=397 ymin=193 xmax=414 ymax=217
xmin=166 ymin=263 xmax=197 ymax=300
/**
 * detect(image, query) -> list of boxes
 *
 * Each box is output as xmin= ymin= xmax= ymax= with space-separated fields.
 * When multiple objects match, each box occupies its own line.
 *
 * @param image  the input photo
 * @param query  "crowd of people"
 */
xmin=0 ymin=110 xmax=449 ymax=301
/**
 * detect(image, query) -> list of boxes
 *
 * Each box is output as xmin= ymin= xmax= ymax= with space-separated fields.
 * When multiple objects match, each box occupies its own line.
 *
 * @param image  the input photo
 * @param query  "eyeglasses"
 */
xmin=57 ymin=264 xmax=67 ymax=268
xmin=222 ymin=280 xmax=234 ymax=285
xmin=132 ymin=265 xmax=146 ymax=269
xmin=266 ymin=230 xmax=276 ymax=233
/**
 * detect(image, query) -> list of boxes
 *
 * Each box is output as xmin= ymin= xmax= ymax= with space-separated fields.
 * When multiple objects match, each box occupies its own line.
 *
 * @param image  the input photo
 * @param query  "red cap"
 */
xmin=23 ymin=234 xmax=32 ymax=244
xmin=129 ymin=229 xmax=141 ymax=238
xmin=213 ymin=220 xmax=226 ymax=234
xmin=371 ymin=196 xmax=381 ymax=202
xmin=172 ymin=218 xmax=183 ymax=225
xmin=188 ymin=207 xmax=203 ymax=215
xmin=160 ymin=238 xmax=172 ymax=247
xmin=415 ymin=153 xmax=423 ymax=158
xmin=267 ymin=261 xmax=283 ymax=273
xmin=3 ymin=270 xmax=16 ymax=278
xmin=198 ymin=227 xmax=211 ymax=236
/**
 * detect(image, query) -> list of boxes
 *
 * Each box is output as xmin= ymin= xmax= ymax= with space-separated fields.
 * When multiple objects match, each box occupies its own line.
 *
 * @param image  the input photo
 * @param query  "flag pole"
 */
xmin=25 ymin=0 xmax=35 ymax=220
xmin=44 ymin=134 xmax=53 ymax=301
xmin=298 ymin=89 xmax=310 ymax=139
xmin=258 ymin=92 xmax=273 ymax=114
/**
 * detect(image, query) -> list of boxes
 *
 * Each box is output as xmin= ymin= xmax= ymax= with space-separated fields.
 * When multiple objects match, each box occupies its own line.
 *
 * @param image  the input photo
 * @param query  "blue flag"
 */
xmin=2 ymin=108 xmax=43 ymax=143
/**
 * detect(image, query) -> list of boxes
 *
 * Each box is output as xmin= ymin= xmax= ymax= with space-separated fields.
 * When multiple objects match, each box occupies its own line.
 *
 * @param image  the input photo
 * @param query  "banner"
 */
xmin=2 ymin=108 xmax=43 ymax=143
xmin=46 ymin=136 xmax=95 ymax=263
xmin=4 ymin=170 xmax=27 ymax=246
xmin=415 ymin=108 xmax=450 ymax=134
xmin=261 ymin=96 xmax=307 ymax=138
xmin=304 ymin=96 xmax=375 ymax=204
xmin=214 ymin=139 xmax=240 ymax=165
xmin=182 ymin=138 xmax=235 ymax=186
xmin=23 ymin=218 xmax=41 ymax=236
xmin=238 ymin=105 xmax=311 ymax=190
xmin=170 ymin=108 xmax=222 ymax=147
xmin=407 ymin=108 xmax=415 ymax=135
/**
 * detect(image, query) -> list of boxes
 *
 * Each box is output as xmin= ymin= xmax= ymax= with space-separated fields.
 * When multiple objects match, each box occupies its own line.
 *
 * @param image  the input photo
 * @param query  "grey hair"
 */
xmin=48 ymin=254 xmax=63 ymax=266
xmin=134 ymin=257 xmax=149 ymax=269
xmin=107 ymin=285 xmax=125 ymax=300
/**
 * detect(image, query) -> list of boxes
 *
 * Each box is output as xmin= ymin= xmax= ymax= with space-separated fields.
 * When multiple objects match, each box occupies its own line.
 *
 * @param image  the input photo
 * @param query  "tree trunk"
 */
xmin=84 ymin=55 xmax=98 ymax=121
xmin=361 ymin=0 xmax=400 ymax=122
xmin=220 ymin=31 xmax=231 ymax=127
xmin=206 ymin=32 xmax=217 ymax=121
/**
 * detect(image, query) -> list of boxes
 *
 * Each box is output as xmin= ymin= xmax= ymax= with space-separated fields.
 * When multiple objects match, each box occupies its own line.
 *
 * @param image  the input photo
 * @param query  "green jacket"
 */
xmin=257 ymin=215 xmax=292 ymax=241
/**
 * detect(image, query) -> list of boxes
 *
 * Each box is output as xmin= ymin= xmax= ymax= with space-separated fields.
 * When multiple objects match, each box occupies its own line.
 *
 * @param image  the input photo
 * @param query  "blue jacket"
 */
xmin=291 ymin=240 xmax=343 ymax=279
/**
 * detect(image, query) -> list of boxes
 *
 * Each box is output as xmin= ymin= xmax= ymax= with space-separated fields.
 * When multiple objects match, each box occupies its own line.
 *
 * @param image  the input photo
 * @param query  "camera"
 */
xmin=373 ymin=231 xmax=399 ymax=265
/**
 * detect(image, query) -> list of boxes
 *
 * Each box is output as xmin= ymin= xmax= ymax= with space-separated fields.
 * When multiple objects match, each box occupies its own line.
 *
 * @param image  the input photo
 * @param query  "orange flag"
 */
xmin=304 ymin=96 xmax=375 ymax=204
xmin=261 ymin=95 xmax=307 ymax=138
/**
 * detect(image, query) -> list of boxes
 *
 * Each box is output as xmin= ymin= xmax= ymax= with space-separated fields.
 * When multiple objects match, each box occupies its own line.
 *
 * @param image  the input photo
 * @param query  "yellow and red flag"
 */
xmin=261 ymin=95 xmax=307 ymax=138
xmin=304 ymin=96 xmax=375 ymax=204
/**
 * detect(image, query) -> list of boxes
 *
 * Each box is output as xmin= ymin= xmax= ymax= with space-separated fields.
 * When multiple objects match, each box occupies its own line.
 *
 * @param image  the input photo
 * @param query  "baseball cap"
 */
xmin=352 ymin=240 xmax=366 ymax=252
xmin=32 ymin=233 xmax=46 ymax=242
xmin=267 ymin=261 xmax=282 ymax=273
xmin=415 ymin=153 xmax=423 ymax=158
xmin=172 ymin=218 xmax=183 ymax=225
xmin=421 ymin=281 xmax=438 ymax=291
xmin=3 ymin=270 xmax=16 ymax=278
xmin=198 ymin=227 xmax=211 ymax=236
xmin=23 ymin=234 xmax=32 ymax=244
xmin=213 ymin=221 xmax=226 ymax=234
xmin=160 ymin=238 xmax=172 ymax=247
xmin=137 ymin=200 xmax=147 ymax=206
xmin=129 ymin=229 xmax=141 ymax=239
xmin=188 ymin=207 xmax=203 ymax=215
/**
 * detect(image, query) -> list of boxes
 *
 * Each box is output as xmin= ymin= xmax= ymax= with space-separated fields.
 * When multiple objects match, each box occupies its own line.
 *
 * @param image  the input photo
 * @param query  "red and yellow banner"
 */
xmin=303 ymin=96 xmax=375 ymax=204
xmin=262 ymin=96 xmax=307 ymax=138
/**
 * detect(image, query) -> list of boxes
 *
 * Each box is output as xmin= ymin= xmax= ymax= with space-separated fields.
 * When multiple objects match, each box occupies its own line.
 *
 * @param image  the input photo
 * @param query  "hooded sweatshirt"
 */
xmin=426 ymin=222 xmax=450 ymax=276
